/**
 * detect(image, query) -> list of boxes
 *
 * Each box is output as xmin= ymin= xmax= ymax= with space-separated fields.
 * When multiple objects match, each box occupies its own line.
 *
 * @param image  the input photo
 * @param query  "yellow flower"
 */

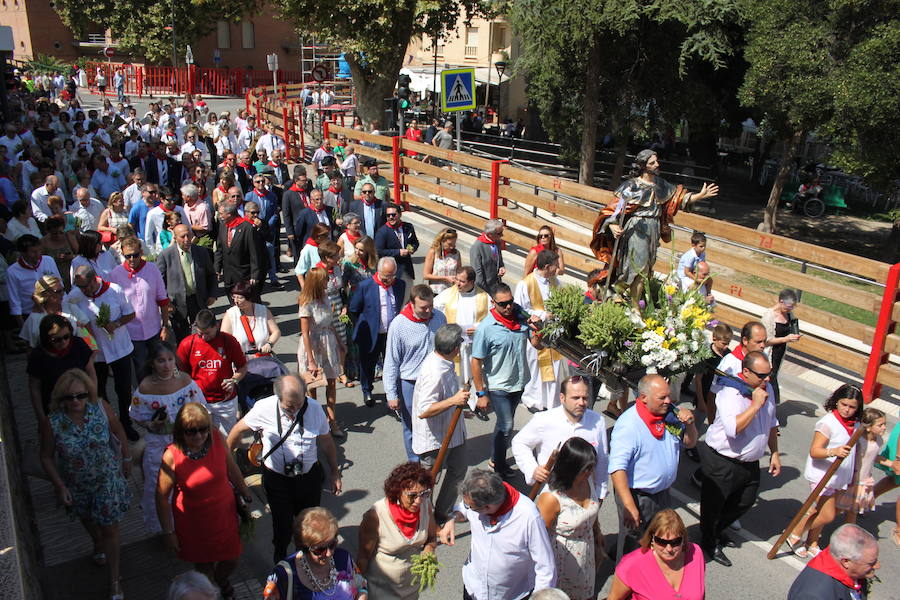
xmin=655 ymin=326 xmax=665 ymax=337
xmin=644 ymin=318 xmax=658 ymax=329
xmin=665 ymin=285 xmax=677 ymax=296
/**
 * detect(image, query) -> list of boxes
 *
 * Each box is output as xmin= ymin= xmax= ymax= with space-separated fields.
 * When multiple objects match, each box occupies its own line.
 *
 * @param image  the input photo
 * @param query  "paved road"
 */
xmin=21 ymin=92 xmax=900 ymax=599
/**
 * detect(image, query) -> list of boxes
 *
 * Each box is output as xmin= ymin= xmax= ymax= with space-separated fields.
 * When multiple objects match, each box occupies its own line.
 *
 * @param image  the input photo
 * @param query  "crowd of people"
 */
xmin=1 ymin=79 xmax=898 ymax=600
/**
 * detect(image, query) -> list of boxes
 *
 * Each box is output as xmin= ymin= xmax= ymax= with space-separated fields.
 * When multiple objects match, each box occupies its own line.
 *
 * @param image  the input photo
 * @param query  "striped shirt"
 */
xmin=382 ymin=310 xmax=447 ymax=400
xmin=412 ymin=352 xmax=466 ymax=454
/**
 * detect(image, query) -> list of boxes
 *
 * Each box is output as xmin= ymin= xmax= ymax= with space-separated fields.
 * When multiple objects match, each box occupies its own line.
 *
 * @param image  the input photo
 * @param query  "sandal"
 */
xmin=786 ymin=534 xmax=803 ymax=552
xmin=110 ymin=579 xmax=124 ymax=600
xmin=806 ymin=545 xmax=821 ymax=558
xmin=338 ymin=375 xmax=355 ymax=388
xmin=892 ymin=527 xmax=900 ymax=548
xmin=793 ymin=544 xmax=809 ymax=559
xmin=330 ymin=425 xmax=347 ymax=439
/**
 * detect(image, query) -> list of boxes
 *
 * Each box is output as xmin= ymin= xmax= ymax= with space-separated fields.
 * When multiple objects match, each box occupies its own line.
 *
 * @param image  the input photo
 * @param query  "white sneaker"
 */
xmin=728 ymin=519 xmax=742 ymax=531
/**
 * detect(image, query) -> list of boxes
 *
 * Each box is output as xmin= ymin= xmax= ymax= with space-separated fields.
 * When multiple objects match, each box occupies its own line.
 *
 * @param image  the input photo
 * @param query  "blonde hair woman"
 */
xmin=423 ymin=228 xmax=460 ymax=294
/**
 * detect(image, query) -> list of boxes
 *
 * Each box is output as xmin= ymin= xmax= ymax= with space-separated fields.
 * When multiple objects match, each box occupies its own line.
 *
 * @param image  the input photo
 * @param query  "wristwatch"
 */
xmin=476 ymin=390 xmax=487 ymax=398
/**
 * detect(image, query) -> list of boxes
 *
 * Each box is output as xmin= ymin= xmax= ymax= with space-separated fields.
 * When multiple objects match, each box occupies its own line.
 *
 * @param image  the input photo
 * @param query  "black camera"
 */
xmin=284 ymin=459 xmax=304 ymax=477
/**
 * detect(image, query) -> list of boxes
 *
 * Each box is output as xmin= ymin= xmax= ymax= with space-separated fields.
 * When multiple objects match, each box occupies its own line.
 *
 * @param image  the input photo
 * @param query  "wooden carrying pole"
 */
xmin=528 ymin=445 xmax=561 ymax=500
xmin=767 ymin=425 xmax=866 ymax=559
xmin=430 ymin=406 xmax=464 ymax=480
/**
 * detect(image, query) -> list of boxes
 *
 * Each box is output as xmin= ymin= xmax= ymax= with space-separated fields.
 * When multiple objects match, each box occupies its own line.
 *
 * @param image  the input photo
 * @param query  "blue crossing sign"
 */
xmin=440 ymin=68 xmax=476 ymax=112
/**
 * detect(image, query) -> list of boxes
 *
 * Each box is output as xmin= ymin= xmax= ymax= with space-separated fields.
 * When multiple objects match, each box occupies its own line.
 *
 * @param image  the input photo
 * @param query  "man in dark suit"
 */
xmin=348 ymin=256 xmax=405 ymax=406
xmin=282 ymin=167 xmax=312 ymax=263
xmin=294 ymin=188 xmax=338 ymax=247
xmin=234 ymin=150 xmax=256 ymax=194
xmin=214 ymin=201 xmax=263 ymax=301
xmin=157 ymin=224 xmax=217 ymax=341
xmin=347 ymin=182 xmax=386 ymax=239
xmin=146 ymin=142 xmax=180 ymax=189
xmin=375 ymin=204 xmax=419 ymax=281
xmin=128 ymin=142 xmax=151 ymax=173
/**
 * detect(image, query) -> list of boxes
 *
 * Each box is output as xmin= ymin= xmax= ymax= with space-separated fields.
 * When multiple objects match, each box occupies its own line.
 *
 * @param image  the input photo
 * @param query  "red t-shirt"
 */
xmin=177 ymin=332 xmax=247 ymax=403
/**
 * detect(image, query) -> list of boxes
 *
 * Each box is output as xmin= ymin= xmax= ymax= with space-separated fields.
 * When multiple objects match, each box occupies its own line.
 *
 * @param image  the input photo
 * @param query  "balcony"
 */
xmin=74 ymin=33 xmax=118 ymax=49
xmin=464 ymin=45 xmax=478 ymax=59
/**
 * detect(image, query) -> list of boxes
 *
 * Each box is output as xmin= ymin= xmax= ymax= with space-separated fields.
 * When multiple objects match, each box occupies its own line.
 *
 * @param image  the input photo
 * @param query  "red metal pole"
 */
xmin=323 ymin=120 xmax=331 ymax=142
xmin=298 ymin=103 xmax=306 ymax=162
xmin=489 ymin=160 xmax=509 ymax=220
xmin=392 ymin=136 xmax=403 ymax=207
xmin=862 ymin=262 xmax=900 ymax=403
xmin=282 ymin=105 xmax=291 ymax=162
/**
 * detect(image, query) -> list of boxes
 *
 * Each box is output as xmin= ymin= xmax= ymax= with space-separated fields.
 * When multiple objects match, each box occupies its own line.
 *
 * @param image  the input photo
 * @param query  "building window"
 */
xmin=464 ymin=27 xmax=479 ymax=58
xmin=217 ymin=22 xmax=231 ymax=49
xmin=241 ymin=21 xmax=254 ymax=49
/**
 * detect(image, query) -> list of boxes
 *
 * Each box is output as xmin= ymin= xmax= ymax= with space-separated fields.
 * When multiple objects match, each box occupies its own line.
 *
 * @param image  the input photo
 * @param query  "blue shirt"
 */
xmin=0 ymin=176 xmax=18 ymax=207
xmin=383 ymin=310 xmax=447 ymax=400
xmin=471 ymin=311 xmax=532 ymax=393
xmin=128 ymin=201 xmax=157 ymax=240
xmin=607 ymin=405 xmax=682 ymax=494
xmin=90 ymin=168 xmax=125 ymax=201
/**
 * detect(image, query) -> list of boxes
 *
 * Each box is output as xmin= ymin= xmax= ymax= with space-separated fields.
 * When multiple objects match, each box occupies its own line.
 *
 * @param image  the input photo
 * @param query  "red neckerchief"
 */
xmin=253 ymin=188 xmax=267 ymax=198
xmin=373 ymin=272 xmax=392 ymax=290
xmin=833 ymin=410 xmax=857 ymax=438
xmin=310 ymin=203 xmax=326 ymax=214
xmin=289 ymin=183 xmax=305 ymax=193
xmin=387 ymin=501 xmax=419 ymax=539
xmin=345 ymin=231 xmax=361 ymax=244
xmin=585 ymin=290 xmax=597 ymax=302
xmin=477 ymin=232 xmax=495 ymax=245
xmin=400 ymin=302 xmax=427 ymax=323
xmin=731 ymin=344 xmax=747 ymax=361
xmin=17 ymin=257 xmax=40 ymax=271
xmin=268 ymin=161 xmax=279 ymax=168
xmin=807 ymin=546 xmax=861 ymax=592
xmin=238 ymin=162 xmax=251 ymax=169
xmin=635 ymin=397 xmax=665 ymax=439
xmin=305 ymin=237 xmax=319 ymax=247
xmin=361 ymin=194 xmax=375 ymax=207
xmin=490 ymin=307 xmax=521 ymax=331
xmin=489 ymin=483 xmax=520 ymax=525
xmin=387 ymin=219 xmax=403 ymax=230
xmin=314 ymin=260 xmax=333 ymax=274
xmin=217 ymin=184 xmax=228 ymax=194
xmin=327 ymin=184 xmax=341 ymax=194
xmin=442 ymin=248 xmax=457 ymax=259
xmin=122 ymin=259 xmax=146 ymax=278
xmin=47 ymin=338 xmax=73 ymax=357
xmin=87 ymin=278 xmax=111 ymax=299
xmin=531 ymin=244 xmax=545 ymax=254
xmin=226 ymin=216 xmax=247 ymax=230
xmin=161 ymin=204 xmax=175 ymax=213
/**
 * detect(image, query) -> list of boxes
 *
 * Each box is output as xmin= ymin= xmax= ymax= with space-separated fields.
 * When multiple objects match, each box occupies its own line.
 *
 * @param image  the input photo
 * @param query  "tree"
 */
xmin=509 ymin=0 xmax=745 ymax=186
xmin=739 ymin=0 xmax=899 ymax=233
xmin=276 ymin=0 xmax=490 ymax=127
xmin=53 ymin=0 xmax=260 ymax=65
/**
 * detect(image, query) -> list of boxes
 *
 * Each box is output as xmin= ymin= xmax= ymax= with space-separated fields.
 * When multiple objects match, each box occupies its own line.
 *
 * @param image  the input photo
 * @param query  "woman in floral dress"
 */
xmin=40 ymin=368 xmax=132 ymax=600
xmin=316 ymin=241 xmax=352 ymax=387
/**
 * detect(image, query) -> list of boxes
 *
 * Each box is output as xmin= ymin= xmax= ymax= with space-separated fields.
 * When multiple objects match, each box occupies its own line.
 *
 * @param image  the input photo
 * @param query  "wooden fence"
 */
xmin=245 ymin=86 xmax=900 ymax=403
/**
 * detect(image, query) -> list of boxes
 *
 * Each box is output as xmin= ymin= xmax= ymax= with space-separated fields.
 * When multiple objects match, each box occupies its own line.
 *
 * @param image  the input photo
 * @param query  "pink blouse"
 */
xmin=615 ymin=543 xmax=706 ymax=600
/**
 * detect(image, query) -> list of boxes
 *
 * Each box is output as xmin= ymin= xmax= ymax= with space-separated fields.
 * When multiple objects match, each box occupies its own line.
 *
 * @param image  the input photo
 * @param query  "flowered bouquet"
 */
xmin=541 ymin=267 xmax=715 ymax=377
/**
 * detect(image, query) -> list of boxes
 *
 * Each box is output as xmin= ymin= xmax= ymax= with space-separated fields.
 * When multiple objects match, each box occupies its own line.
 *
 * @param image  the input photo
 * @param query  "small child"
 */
xmin=158 ymin=211 xmax=182 ymax=250
xmin=789 ymin=384 xmax=862 ymax=558
xmin=838 ymin=407 xmax=890 ymax=522
xmin=678 ymin=231 xmax=712 ymax=292
xmin=694 ymin=322 xmax=732 ymax=424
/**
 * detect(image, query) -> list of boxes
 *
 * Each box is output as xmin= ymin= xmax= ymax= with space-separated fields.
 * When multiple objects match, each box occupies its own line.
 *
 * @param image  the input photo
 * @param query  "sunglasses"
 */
xmin=495 ymin=299 xmax=514 ymax=308
xmin=146 ymin=190 xmax=160 ymax=195
xmin=305 ymin=540 xmax=338 ymax=557
xmin=50 ymin=333 xmax=72 ymax=344
xmin=652 ymin=535 xmax=683 ymax=548
xmin=403 ymin=489 xmax=432 ymax=500
xmin=539 ymin=233 xmax=551 ymax=238
xmin=184 ymin=426 xmax=210 ymax=436
xmin=60 ymin=392 xmax=89 ymax=402
xmin=386 ymin=213 xmax=399 ymax=218
xmin=361 ymin=189 xmax=375 ymax=194
xmin=746 ymin=367 xmax=772 ymax=379
xmin=247 ymin=210 xmax=259 ymax=215
xmin=123 ymin=252 xmax=142 ymax=259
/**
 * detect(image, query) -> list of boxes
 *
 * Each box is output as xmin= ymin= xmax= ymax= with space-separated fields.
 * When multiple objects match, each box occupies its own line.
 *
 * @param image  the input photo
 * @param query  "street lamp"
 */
xmin=495 ymin=60 xmax=508 ymax=79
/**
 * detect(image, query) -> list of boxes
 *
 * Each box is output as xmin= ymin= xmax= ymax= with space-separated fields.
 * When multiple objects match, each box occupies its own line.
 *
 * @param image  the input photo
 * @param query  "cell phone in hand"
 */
xmin=789 ymin=318 xmax=800 ymax=336
xmin=152 ymin=407 xmax=167 ymax=422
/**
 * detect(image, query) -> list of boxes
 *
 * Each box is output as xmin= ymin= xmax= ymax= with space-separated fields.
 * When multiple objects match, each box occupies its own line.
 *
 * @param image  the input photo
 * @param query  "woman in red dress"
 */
xmin=403 ymin=119 xmax=424 ymax=159
xmin=157 ymin=402 xmax=252 ymax=599
xmin=523 ymin=225 xmax=567 ymax=275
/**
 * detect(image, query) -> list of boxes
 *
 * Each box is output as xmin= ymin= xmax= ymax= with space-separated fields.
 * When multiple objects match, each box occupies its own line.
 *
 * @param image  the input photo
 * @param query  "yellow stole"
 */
xmin=444 ymin=285 xmax=489 ymax=375
xmin=525 ymin=273 xmax=561 ymax=382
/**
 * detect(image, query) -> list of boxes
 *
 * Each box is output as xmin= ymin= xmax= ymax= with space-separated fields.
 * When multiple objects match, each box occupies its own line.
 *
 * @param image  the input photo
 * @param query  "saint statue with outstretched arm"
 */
xmin=590 ymin=149 xmax=719 ymax=299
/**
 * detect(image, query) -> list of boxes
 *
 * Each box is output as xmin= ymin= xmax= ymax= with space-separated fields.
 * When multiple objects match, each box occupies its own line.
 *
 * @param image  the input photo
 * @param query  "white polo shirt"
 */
xmin=242 ymin=396 xmax=330 ymax=475
xmin=705 ymin=382 xmax=778 ymax=462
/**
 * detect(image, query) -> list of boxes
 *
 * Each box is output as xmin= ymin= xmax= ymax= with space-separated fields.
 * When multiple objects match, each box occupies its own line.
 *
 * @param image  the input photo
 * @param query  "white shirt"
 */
xmin=145 ymin=205 xmax=189 ymax=252
xmin=122 ymin=182 xmax=142 ymax=211
xmin=378 ymin=283 xmax=397 ymax=334
xmin=705 ymin=383 xmax=778 ymax=462
xmin=412 ymin=352 xmax=466 ymax=454
xmin=456 ymin=495 xmax=556 ymax=600
xmin=434 ymin=287 xmax=482 ymax=341
xmin=804 ymin=412 xmax=857 ymax=490
xmin=215 ymin=134 xmax=237 ymax=156
xmin=154 ymin=158 xmax=169 ymax=184
xmin=180 ymin=140 xmax=209 ymax=163
xmin=241 ymin=396 xmax=330 ymax=474
xmin=30 ymin=185 xmax=55 ymax=222
xmin=107 ymin=157 xmax=130 ymax=179
xmin=514 ymin=273 xmax=554 ymax=319
xmin=0 ymin=134 xmax=22 ymax=155
xmin=72 ymin=198 xmax=106 ymax=231
xmin=236 ymin=128 xmax=257 ymax=154
xmin=65 ymin=280 xmax=135 ymax=363
xmin=70 ymin=252 xmax=119 ymax=282
xmin=7 ymin=256 xmax=61 ymax=315
xmin=511 ymin=405 xmax=610 ymax=498
xmin=255 ymin=133 xmax=285 ymax=157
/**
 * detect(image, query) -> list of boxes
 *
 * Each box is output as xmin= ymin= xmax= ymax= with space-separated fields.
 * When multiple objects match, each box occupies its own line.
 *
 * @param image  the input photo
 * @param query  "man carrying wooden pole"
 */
xmin=412 ymin=323 xmax=470 ymax=524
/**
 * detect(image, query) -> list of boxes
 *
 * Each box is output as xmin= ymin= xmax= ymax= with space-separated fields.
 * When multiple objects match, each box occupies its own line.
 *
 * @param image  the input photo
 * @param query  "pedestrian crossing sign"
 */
xmin=440 ymin=68 xmax=476 ymax=112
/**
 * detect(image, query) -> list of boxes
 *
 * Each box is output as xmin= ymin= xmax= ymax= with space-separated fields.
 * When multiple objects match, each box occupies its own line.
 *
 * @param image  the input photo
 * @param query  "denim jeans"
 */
xmin=399 ymin=379 xmax=418 ymax=462
xmin=490 ymin=389 xmax=522 ymax=470
xmin=265 ymin=241 xmax=279 ymax=284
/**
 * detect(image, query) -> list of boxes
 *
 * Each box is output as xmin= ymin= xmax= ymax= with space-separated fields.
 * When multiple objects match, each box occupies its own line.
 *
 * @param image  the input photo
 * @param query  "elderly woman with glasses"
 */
xmin=264 ymin=507 xmax=368 ymax=600
xmin=156 ymin=402 xmax=250 ymax=600
xmin=40 ymin=368 xmax=132 ymax=600
xmin=607 ymin=509 xmax=705 ymax=600
xmin=357 ymin=462 xmax=437 ymax=599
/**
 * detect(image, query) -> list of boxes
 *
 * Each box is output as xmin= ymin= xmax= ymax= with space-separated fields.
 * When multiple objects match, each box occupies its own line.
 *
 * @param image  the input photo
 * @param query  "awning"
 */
xmin=399 ymin=66 xmax=511 ymax=94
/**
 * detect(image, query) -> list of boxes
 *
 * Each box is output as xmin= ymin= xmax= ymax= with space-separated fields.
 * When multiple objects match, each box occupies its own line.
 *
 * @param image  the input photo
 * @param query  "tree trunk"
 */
xmin=578 ymin=42 xmax=603 ymax=186
xmin=759 ymin=130 xmax=804 ymax=234
xmin=885 ymin=220 xmax=900 ymax=263
xmin=610 ymin=134 xmax=628 ymax=189
xmin=345 ymin=58 xmax=400 ymax=131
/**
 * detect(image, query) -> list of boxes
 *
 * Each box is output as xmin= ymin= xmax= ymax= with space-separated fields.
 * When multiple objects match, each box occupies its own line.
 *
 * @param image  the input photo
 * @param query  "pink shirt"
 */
xmin=108 ymin=262 xmax=168 ymax=341
xmin=615 ymin=543 xmax=706 ymax=600
xmin=184 ymin=199 xmax=212 ymax=231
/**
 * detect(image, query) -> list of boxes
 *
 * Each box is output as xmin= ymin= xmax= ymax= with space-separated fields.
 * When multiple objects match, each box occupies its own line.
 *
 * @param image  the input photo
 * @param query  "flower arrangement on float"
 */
xmin=540 ymin=267 xmax=716 ymax=378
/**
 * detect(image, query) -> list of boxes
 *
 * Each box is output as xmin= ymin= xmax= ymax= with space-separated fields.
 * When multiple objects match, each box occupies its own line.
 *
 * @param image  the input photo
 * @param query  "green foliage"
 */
xmin=25 ymin=54 xmax=70 ymax=75
xmin=52 ymin=0 xmax=261 ymax=64
xmin=739 ymin=0 xmax=900 ymax=186
xmin=577 ymin=301 xmax=636 ymax=355
xmin=410 ymin=551 xmax=441 ymax=591
xmin=542 ymin=284 xmax=590 ymax=339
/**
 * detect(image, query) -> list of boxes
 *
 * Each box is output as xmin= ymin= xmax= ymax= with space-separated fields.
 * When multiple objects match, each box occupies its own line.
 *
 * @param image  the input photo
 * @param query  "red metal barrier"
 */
xmin=392 ymin=136 xmax=403 ymax=207
xmin=489 ymin=160 xmax=509 ymax=220
xmin=862 ymin=262 xmax=900 ymax=403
